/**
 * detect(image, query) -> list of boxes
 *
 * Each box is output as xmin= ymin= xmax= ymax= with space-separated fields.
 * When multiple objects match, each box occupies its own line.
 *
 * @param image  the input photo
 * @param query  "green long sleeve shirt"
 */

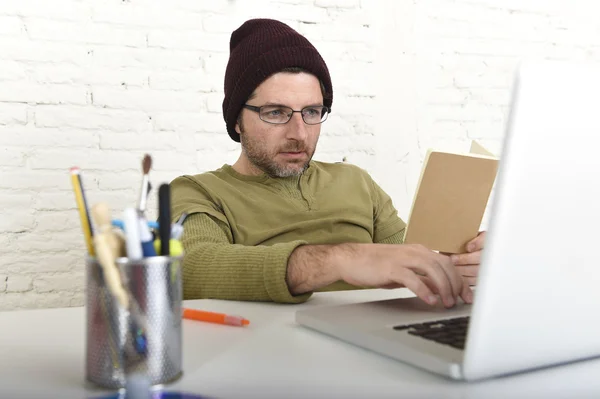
xmin=170 ymin=161 xmax=407 ymax=303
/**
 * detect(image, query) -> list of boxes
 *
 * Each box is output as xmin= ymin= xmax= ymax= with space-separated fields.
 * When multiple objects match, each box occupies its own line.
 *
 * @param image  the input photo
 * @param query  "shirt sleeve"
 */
xmin=369 ymin=176 xmax=407 ymax=243
xmin=172 ymin=176 xmax=312 ymax=304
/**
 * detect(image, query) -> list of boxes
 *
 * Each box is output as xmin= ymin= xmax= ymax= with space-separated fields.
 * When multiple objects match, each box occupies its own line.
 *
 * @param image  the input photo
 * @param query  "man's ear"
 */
xmin=235 ymin=122 xmax=242 ymax=135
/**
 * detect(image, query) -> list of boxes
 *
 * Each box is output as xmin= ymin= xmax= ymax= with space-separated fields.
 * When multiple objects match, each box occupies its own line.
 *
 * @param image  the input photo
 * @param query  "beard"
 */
xmin=240 ymin=132 xmax=314 ymax=178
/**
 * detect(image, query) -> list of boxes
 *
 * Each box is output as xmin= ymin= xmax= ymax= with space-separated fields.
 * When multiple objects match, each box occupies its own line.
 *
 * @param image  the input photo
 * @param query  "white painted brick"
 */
xmin=0 ymin=233 xmax=14 ymax=256
xmin=92 ymin=87 xmax=204 ymax=112
xmin=320 ymin=114 xmax=355 ymax=136
xmin=143 ymin=0 xmax=230 ymax=13
xmin=201 ymin=52 xmax=229 ymax=75
xmin=423 ymin=104 xmax=504 ymax=122
xmin=0 ymin=126 xmax=99 ymax=148
xmin=0 ymin=146 xmax=26 ymax=167
xmin=34 ymin=106 xmax=151 ymax=132
xmin=270 ymin=0 xmax=303 ymax=4
xmin=153 ymin=112 xmax=223 ymax=133
xmin=82 ymin=67 xmax=149 ymax=88
xmin=91 ymin=3 xmax=203 ymax=29
xmin=424 ymin=0 xmax=512 ymax=25
xmin=314 ymin=41 xmax=373 ymax=63
xmin=0 ymin=37 xmax=90 ymax=64
xmin=1 ymin=0 xmax=91 ymax=22
xmin=0 ymin=103 xmax=27 ymax=125
xmin=452 ymin=69 xmax=513 ymax=89
xmin=34 ymin=272 xmax=84 ymax=293
xmin=6 ymin=275 xmax=33 ymax=293
xmin=315 ymin=0 xmax=360 ymax=9
xmin=195 ymin=132 xmax=240 ymax=154
xmin=0 ymin=16 xmax=24 ymax=36
xmin=30 ymin=148 xmax=141 ymax=172
xmin=26 ymin=18 xmax=146 ymax=47
xmin=468 ymin=88 xmax=511 ymax=106
xmin=0 ymin=275 xmax=6 ymax=293
xmin=297 ymin=22 xmax=373 ymax=43
xmin=91 ymin=47 xmax=202 ymax=70
xmin=0 ymin=82 xmax=88 ymax=105
xmin=148 ymin=30 xmax=229 ymax=53
xmin=462 ymin=120 xmax=505 ymax=139
xmin=328 ymin=96 xmax=374 ymax=118
xmin=33 ymin=190 xmax=83 ymax=211
xmin=426 ymin=88 xmax=470 ymax=105
xmin=13 ymin=230 xmax=85 ymax=253
xmin=0 ymin=60 xmax=27 ymax=81
xmin=260 ymin=4 xmax=330 ymax=24
xmin=196 ymin=148 xmax=240 ymax=172
xmin=205 ymin=93 xmax=223 ymax=113
xmin=2 ymin=252 xmax=80 ymax=274
xmin=148 ymin=71 xmax=217 ymax=92
xmin=0 ymin=292 xmax=78 ymax=311
xmin=0 ymin=211 xmax=35 ymax=233
xmin=0 ymin=192 xmax=33 ymax=209
xmin=35 ymin=211 xmax=81 ymax=233
xmin=93 ymin=171 xmax=140 ymax=190
xmin=202 ymin=15 xmax=247 ymax=34
xmin=99 ymin=132 xmax=196 ymax=151
xmin=0 ymin=170 xmax=78 ymax=190
xmin=419 ymin=120 xmax=467 ymax=139
xmin=77 ymin=189 xmax=137 ymax=214
xmin=151 ymin=150 xmax=198 ymax=172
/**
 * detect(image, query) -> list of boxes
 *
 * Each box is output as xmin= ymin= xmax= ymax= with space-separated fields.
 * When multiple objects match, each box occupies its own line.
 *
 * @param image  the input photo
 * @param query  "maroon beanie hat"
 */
xmin=222 ymin=18 xmax=333 ymax=142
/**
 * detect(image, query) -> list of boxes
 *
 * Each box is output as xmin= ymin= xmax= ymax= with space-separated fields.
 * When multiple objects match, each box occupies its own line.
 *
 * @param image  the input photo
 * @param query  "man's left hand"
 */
xmin=450 ymin=231 xmax=486 ymax=286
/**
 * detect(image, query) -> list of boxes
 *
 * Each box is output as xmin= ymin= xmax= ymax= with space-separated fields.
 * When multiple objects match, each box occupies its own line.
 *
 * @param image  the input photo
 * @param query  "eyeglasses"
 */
xmin=243 ymin=104 xmax=330 ymax=125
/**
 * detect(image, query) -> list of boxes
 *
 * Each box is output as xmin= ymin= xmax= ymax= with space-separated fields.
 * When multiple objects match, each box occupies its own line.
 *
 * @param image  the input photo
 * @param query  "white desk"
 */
xmin=1 ymin=288 xmax=599 ymax=399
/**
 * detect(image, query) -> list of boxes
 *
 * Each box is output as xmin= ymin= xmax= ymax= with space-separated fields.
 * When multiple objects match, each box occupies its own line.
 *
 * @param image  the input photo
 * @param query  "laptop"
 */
xmin=295 ymin=60 xmax=600 ymax=381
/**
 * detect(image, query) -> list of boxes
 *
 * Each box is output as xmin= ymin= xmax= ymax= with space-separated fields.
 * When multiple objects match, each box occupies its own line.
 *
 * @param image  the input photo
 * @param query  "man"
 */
xmin=171 ymin=18 xmax=484 ymax=307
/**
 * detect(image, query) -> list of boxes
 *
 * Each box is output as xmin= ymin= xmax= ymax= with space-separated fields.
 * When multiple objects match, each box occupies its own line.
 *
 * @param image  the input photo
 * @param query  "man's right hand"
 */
xmin=287 ymin=243 xmax=473 ymax=308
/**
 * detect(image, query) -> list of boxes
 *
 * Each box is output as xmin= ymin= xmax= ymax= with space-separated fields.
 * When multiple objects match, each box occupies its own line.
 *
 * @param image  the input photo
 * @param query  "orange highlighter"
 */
xmin=182 ymin=308 xmax=250 ymax=327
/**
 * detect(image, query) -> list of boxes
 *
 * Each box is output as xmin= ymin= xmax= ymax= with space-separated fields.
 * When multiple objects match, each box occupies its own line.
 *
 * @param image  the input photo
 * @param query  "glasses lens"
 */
xmin=259 ymin=106 xmax=293 ymax=124
xmin=302 ymin=106 xmax=328 ymax=124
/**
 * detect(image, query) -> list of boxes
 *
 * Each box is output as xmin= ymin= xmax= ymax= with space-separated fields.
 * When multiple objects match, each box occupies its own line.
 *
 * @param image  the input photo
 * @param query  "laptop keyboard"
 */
xmin=393 ymin=316 xmax=470 ymax=350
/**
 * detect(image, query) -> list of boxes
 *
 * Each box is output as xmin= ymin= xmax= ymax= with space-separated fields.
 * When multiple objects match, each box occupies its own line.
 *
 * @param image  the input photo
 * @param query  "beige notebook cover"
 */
xmin=403 ymin=141 xmax=499 ymax=254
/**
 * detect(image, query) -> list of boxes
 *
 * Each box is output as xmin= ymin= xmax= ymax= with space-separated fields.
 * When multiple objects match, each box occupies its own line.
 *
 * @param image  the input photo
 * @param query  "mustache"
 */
xmin=279 ymin=143 xmax=307 ymax=153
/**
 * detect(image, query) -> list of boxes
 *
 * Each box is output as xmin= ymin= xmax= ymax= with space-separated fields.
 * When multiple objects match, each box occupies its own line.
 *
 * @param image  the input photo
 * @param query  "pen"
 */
xmin=123 ymin=207 xmax=143 ymax=260
xmin=70 ymin=167 xmax=95 ymax=256
xmin=112 ymin=219 xmax=158 ymax=230
xmin=158 ymin=184 xmax=171 ymax=256
xmin=182 ymin=308 xmax=250 ymax=327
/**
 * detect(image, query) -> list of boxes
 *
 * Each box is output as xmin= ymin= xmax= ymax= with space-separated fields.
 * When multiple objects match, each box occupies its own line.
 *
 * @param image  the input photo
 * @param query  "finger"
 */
xmin=434 ymin=254 xmax=464 ymax=304
xmin=396 ymin=269 xmax=439 ymax=306
xmin=411 ymin=253 xmax=456 ymax=308
xmin=463 ymin=276 xmax=477 ymax=286
xmin=418 ymin=275 xmax=440 ymax=295
xmin=460 ymin=277 xmax=474 ymax=304
xmin=451 ymin=251 xmax=481 ymax=266
xmin=381 ymin=283 xmax=405 ymax=290
xmin=456 ymin=265 xmax=479 ymax=278
xmin=466 ymin=231 xmax=486 ymax=252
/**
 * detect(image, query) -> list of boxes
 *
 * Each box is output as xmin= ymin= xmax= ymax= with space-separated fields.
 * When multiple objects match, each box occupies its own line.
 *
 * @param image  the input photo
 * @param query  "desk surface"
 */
xmin=1 ymin=288 xmax=600 ymax=399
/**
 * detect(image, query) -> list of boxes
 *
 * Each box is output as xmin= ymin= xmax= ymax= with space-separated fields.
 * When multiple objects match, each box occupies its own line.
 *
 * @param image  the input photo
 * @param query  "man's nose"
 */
xmin=285 ymin=112 xmax=308 ymax=141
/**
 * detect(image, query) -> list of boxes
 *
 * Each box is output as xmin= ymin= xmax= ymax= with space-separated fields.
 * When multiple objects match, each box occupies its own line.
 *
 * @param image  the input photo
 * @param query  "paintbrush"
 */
xmin=137 ymin=154 xmax=152 ymax=214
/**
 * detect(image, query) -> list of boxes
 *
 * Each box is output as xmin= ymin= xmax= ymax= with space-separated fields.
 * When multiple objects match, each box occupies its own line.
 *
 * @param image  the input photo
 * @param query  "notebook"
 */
xmin=403 ymin=141 xmax=499 ymax=253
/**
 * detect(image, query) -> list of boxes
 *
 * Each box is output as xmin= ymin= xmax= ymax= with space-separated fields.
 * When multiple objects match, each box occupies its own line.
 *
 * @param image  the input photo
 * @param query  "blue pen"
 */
xmin=138 ymin=215 xmax=157 ymax=257
xmin=112 ymin=219 xmax=158 ymax=230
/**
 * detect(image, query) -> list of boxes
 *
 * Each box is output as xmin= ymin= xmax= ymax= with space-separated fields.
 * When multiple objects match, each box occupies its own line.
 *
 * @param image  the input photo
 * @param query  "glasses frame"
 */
xmin=243 ymin=104 xmax=330 ymax=125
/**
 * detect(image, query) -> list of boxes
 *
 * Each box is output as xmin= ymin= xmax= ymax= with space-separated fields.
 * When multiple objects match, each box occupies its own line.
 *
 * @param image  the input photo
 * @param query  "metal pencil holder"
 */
xmin=85 ymin=255 xmax=183 ymax=389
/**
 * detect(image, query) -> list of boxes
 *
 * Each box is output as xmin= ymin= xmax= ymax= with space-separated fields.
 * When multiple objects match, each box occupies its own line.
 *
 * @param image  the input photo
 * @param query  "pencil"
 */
xmin=182 ymin=308 xmax=250 ymax=327
xmin=70 ymin=167 xmax=95 ymax=256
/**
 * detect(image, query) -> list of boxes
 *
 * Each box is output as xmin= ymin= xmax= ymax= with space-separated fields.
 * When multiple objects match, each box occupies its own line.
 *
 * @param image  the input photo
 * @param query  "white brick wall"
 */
xmin=1 ymin=0 xmax=600 ymax=310
xmin=372 ymin=0 xmax=600 ymax=222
